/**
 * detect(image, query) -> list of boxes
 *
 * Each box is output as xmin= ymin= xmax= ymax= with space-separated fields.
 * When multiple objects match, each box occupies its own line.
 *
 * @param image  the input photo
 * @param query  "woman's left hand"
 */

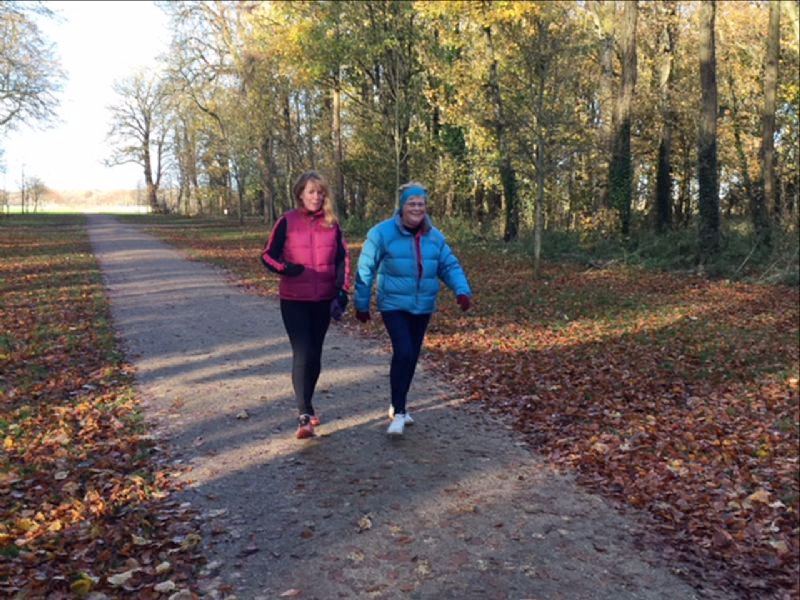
xmin=457 ymin=295 xmax=471 ymax=312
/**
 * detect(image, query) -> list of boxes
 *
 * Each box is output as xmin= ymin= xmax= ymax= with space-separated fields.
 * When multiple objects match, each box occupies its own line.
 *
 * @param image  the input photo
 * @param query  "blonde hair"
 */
xmin=293 ymin=170 xmax=338 ymax=227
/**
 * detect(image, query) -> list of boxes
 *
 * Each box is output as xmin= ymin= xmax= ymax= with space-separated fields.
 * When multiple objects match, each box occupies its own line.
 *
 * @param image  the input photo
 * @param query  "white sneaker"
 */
xmin=387 ymin=415 xmax=406 ymax=436
xmin=388 ymin=406 xmax=414 ymax=426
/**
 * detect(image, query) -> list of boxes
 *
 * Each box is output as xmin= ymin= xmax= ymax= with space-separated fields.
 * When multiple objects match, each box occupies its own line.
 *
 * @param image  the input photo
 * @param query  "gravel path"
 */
xmin=87 ymin=214 xmax=722 ymax=600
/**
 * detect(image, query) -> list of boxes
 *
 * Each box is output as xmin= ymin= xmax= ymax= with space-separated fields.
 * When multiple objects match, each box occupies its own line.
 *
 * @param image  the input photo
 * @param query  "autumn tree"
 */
xmin=416 ymin=1 xmax=524 ymax=241
xmin=26 ymin=175 xmax=45 ymax=212
xmin=105 ymin=72 xmax=170 ymax=213
xmin=0 ymin=1 xmax=62 ymax=132
xmin=697 ymin=0 xmax=720 ymax=261
xmin=342 ymin=1 xmax=427 ymax=213
xmin=653 ymin=1 xmax=678 ymax=233
xmin=160 ymin=1 xmax=250 ymax=219
xmin=271 ymin=1 xmax=354 ymax=217
xmin=607 ymin=1 xmax=638 ymax=237
xmin=169 ymin=93 xmax=202 ymax=216
xmin=758 ymin=0 xmax=779 ymax=243
xmin=588 ymin=0 xmax=617 ymax=210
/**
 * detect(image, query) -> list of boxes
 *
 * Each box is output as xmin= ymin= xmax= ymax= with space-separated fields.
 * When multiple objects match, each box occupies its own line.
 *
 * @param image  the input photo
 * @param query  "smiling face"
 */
xmin=401 ymin=196 xmax=427 ymax=229
xmin=300 ymin=179 xmax=326 ymax=213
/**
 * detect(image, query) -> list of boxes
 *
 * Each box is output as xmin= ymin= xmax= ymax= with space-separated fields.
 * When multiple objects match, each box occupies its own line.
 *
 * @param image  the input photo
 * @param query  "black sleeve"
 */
xmin=334 ymin=226 xmax=346 ymax=290
xmin=260 ymin=217 xmax=288 ymax=274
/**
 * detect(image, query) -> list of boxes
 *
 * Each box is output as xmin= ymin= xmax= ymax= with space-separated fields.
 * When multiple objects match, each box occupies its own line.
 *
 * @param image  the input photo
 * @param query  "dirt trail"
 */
xmin=87 ymin=214 xmax=721 ymax=600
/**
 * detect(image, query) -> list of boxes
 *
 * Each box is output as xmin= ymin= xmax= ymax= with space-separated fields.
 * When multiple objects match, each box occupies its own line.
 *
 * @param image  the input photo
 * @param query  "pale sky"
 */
xmin=2 ymin=1 xmax=170 ymax=192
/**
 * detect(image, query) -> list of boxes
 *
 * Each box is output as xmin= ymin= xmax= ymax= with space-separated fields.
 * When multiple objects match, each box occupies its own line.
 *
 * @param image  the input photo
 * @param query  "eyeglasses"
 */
xmin=404 ymin=202 xmax=427 ymax=209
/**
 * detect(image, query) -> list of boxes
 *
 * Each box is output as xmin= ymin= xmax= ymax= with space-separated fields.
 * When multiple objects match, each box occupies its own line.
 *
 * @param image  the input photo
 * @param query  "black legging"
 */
xmin=280 ymin=299 xmax=331 ymax=416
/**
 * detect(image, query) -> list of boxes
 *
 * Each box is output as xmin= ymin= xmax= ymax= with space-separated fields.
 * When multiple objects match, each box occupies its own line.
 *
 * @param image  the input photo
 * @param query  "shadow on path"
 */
xmin=87 ymin=214 xmax=723 ymax=600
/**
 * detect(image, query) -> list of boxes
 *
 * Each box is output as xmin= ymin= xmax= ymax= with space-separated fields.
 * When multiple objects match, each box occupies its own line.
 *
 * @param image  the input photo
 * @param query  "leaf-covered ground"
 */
xmin=0 ymin=215 xmax=204 ymax=598
xmin=126 ymin=215 xmax=799 ymax=599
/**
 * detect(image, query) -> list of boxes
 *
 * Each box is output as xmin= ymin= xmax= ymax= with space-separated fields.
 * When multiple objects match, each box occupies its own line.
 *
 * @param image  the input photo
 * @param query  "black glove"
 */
xmin=336 ymin=289 xmax=348 ymax=311
xmin=283 ymin=262 xmax=305 ymax=277
xmin=330 ymin=298 xmax=344 ymax=321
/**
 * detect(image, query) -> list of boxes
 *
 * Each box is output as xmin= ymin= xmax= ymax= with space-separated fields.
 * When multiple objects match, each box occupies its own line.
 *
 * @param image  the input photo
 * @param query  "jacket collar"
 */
xmin=297 ymin=207 xmax=324 ymax=219
xmin=394 ymin=212 xmax=432 ymax=235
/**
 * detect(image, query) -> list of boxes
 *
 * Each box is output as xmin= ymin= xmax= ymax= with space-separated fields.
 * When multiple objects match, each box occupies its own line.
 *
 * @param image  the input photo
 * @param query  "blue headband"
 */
xmin=399 ymin=186 xmax=427 ymax=208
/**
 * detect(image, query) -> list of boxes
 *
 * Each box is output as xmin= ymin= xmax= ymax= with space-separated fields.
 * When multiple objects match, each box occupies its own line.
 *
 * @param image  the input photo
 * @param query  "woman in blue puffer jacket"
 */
xmin=354 ymin=181 xmax=472 ymax=436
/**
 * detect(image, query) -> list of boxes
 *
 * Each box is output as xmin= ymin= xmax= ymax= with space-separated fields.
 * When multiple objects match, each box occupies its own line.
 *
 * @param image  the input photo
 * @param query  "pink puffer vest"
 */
xmin=279 ymin=209 xmax=341 ymax=301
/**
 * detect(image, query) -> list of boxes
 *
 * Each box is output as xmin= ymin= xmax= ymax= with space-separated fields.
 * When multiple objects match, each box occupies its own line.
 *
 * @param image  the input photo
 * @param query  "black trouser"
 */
xmin=381 ymin=310 xmax=431 ymax=414
xmin=280 ymin=299 xmax=331 ymax=416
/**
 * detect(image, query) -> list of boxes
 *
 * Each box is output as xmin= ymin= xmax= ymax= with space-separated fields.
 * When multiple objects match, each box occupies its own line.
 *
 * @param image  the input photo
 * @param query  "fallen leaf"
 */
xmin=70 ymin=573 xmax=94 ymax=598
xmin=768 ymin=540 xmax=790 ymax=554
xmin=154 ymin=580 xmax=177 ymax=593
xmin=155 ymin=561 xmax=171 ymax=574
xmin=107 ymin=569 xmax=136 ymax=587
xmin=180 ymin=533 xmax=202 ymax=550
xmin=47 ymin=519 xmax=63 ymax=532
xmin=745 ymin=489 xmax=771 ymax=505
xmin=357 ymin=515 xmax=372 ymax=532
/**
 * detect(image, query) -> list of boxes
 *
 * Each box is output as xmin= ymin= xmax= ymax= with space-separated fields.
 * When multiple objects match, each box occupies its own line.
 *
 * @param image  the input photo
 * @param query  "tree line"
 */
xmin=3 ymin=1 xmax=798 ymax=268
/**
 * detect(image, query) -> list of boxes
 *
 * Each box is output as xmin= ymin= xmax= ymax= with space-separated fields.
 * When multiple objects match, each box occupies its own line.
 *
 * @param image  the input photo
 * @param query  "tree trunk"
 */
xmin=607 ymin=1 xmax=638 ymax=237
xmin=532 ymin=16 xmax=549 ymax=278
xmin=143 ymin=142 xmax=160 ymax=213
xmin=259 ymin=136 xmax=277 ymax=226
xmin=759 ymin=0 xmax=779 ymax=239
xmin=534 ymin=142 xmax=544 ymax=279
xmin=654 ymin=1 xmax=677 ymax=233
xmin=236 ymin=170 xmax=245 ymax=226
xmin=592 ymin=0 xmax=616 ymax=209
xmin=674 ymin=133 xmax=691 ymax=228
xmin=283 ymin=92 xmax=294 ymax=209
xmin=727 ymin=69 xmax=756 ymax=218
xmin=485 ymin=25 xmax=518 ymax=242
xmin=500 ymin=157 xmax=518 ymax=242
xmin=697 ymin=0 xmax=720 ymax=262
xmin=181 ymin=121 xmax=199 ymax=215
xmin=332 ymin=77 xmax=346 ymax=218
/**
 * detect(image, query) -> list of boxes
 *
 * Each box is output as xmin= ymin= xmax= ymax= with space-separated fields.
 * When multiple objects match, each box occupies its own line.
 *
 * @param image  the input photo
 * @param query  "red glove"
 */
xmin=355 ymin=310 xmax=371 ymax=323
xmin=457 ymin=295 xmax=471 ymax=312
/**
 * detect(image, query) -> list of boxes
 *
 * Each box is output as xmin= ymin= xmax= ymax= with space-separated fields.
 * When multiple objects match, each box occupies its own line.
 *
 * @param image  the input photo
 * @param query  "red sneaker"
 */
xmin=309 ymin=415 xmax=321 ymax=427
xmin=296 ymin=422 xmax=315 ymax=439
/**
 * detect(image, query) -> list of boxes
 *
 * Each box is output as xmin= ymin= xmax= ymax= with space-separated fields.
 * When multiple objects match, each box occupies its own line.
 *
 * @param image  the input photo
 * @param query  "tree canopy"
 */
xmin=104 ymin=1 xmax=797 ymax=261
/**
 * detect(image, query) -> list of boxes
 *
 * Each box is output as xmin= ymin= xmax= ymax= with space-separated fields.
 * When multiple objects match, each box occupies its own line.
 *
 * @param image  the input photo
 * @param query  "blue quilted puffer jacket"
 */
xmin=355 ymin=213 xmax=471 ymax=315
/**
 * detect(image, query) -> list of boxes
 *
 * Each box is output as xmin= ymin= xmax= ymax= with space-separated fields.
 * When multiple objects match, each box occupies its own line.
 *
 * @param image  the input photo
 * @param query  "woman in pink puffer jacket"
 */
xmin=261 ymin=171 xmax=350 ymax=439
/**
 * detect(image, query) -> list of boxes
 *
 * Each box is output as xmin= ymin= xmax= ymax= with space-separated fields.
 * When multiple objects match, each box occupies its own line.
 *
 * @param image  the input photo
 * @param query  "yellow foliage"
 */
xmin=70 ymin=576 xmax=94 ymax=598
xmin=16 ymin=518 xmax=38 ymax=532
xmin=578 ymin=208 xmax=620 ymax=246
